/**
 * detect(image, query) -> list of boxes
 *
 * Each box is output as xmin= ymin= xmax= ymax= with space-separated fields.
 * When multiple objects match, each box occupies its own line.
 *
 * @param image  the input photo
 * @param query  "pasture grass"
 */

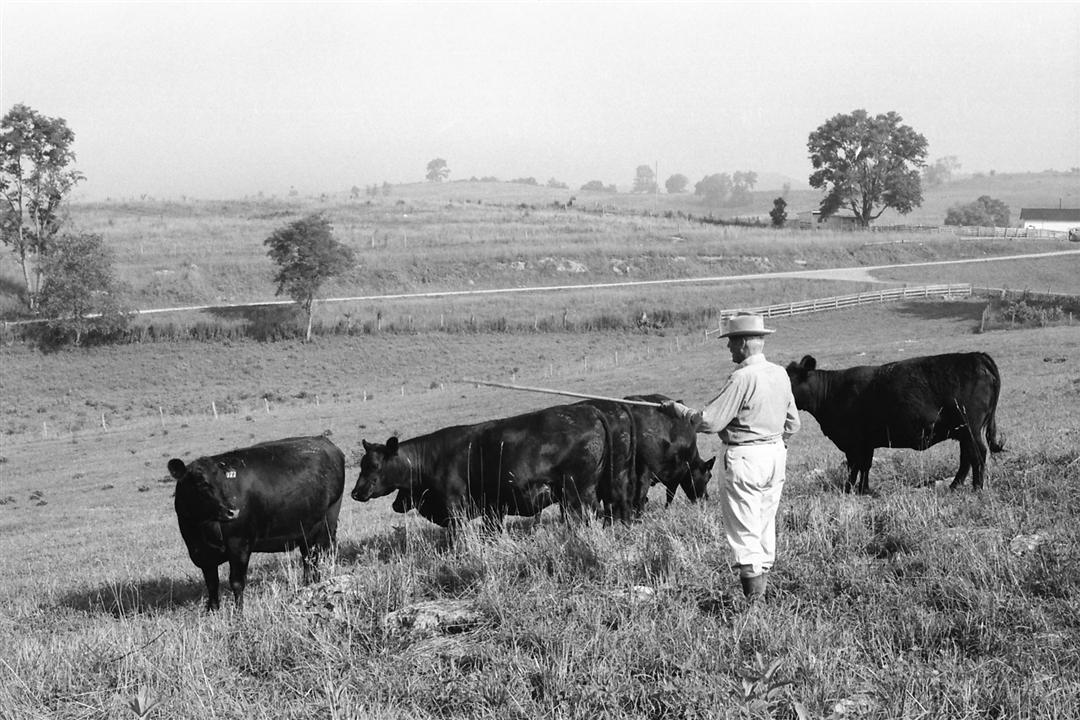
xmin=2 ymin=178 xmax=1079 ymax=718
xmin=2 ymin=303 xmax=1079 ymax=719
xmin=2 ymin=463 xmax=1077 ymax=719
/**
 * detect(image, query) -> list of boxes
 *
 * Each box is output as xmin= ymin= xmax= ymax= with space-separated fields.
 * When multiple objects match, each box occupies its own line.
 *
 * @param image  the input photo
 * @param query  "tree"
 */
xmin=808 ymin=109 xmax=928 ymax=226
xmin=264 ymin=214 xmax=355 ymax=342
xmin=943 ymin=195 xmax=1010 ymax=227
xmin=0 ymin=103 xmax=84 ymax=309
xmin=730 ymin=170 xmax=758 ymax=206
xmin=665 ymin=174 xmax=689 ymax=194
xmin=425 ymin=158 xmax=449 ymax=183
xmin=37 ymin=233 xmax=129 ymax=346
xmin=580 ymin=180 xmax=607 ymax=192
xmin=923 ymin=155 xmax=961 ymax=187
xmin=769 ymin=197 xmax=788 ymax=228
xmin=632 ymin=165 xmax=657 ymax=193
xmin=694 ymin=173 xmax=732 ymax=207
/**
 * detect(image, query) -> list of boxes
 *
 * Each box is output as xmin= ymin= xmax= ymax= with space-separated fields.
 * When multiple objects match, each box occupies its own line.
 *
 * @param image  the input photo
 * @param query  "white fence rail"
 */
xmin=706 ymin=283 xmax=972 ymax=335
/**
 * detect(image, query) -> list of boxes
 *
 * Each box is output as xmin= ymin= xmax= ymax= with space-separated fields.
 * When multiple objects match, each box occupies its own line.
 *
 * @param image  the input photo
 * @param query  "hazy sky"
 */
xmin=3 ymin=1 xmax=1078 ymax=200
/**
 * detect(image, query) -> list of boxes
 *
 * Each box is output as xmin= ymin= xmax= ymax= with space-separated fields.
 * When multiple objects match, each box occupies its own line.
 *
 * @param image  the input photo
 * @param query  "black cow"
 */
xmin=352 ymin=403 xmax=614 ymax=530
xmin=169 ymin=435 xmax=346 ymax=610
xmin=625 ymin=394 xmax=715 ymax=511
xmin=786 ymin=353 xmax=1004 ymax=493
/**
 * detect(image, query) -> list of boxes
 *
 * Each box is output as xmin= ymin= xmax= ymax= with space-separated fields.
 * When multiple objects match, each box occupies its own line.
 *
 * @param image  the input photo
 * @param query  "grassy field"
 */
xmin=1 ymin=177 xmax=1079 ymax=718
xmin=1 ymin=299 xmax=1078 ymax=719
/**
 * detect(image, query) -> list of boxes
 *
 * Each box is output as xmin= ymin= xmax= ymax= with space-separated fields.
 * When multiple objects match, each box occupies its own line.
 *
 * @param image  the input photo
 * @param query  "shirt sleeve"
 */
xmin=783 ymin=392 xmax=801 ymax=438
xmin=694 ymin=375 xmax=746 ymax=434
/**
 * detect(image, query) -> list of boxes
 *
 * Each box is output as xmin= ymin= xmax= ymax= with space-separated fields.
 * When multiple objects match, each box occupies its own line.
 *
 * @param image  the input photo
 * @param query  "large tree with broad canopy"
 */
xmin=807 ymin=109 xmax=928 ymax=226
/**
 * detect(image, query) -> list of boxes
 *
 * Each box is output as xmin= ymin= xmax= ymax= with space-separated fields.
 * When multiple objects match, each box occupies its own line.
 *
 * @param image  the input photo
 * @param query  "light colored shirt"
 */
xmin=677 ymin=354 xmax=801 ymax=445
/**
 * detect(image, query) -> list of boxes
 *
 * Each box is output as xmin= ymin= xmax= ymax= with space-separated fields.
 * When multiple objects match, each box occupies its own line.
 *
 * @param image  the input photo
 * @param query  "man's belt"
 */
xmin=723 ymin=437 xmax=782 ymax=447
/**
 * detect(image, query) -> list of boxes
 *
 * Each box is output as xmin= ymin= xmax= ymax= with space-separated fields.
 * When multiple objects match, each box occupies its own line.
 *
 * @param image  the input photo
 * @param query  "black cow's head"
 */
xmin=168 ymin=457 xmax=240 ymax=522
xmin=351 ymin=437 xmax=405 ymax=502
xmin=785 ymin=355 xmax=818 ymax=409
xmin=685 ymin=455 xmax=716 ymax=501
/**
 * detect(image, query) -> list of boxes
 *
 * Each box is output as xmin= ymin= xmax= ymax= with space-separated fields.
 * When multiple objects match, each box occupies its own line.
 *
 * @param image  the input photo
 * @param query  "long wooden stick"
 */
xmin=459 ymin=378 xmax=662 ymax=407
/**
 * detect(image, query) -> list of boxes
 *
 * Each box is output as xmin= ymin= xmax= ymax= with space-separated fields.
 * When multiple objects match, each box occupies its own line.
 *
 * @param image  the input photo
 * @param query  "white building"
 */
xmin=1018 ymin=208 xmax=1080 ymax=233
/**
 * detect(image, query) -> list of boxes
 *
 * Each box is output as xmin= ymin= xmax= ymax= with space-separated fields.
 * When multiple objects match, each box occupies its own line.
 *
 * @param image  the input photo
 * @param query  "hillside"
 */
xmin=0 ymin=172 xmax=1076 ymax=323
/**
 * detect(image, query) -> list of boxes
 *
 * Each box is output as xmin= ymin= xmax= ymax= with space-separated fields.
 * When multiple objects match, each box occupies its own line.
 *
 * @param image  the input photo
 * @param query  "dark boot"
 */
xmin=740 ymin=573 xmax=767 ymax=604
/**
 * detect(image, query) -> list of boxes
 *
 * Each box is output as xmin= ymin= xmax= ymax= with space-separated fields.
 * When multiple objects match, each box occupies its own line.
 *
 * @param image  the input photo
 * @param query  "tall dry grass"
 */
xmin=3 ymin=451 xmax=1077 ymax=719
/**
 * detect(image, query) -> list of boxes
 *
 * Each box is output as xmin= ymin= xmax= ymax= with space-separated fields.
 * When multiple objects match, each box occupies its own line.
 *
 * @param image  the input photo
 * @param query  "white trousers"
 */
xmin=720 ymin=441 xmax=787 ymax=577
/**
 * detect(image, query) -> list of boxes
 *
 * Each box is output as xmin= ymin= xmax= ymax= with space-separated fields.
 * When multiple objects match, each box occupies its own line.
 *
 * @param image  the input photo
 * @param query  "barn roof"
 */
xmin=1019 ymin=208 xmax=1080 ymax=221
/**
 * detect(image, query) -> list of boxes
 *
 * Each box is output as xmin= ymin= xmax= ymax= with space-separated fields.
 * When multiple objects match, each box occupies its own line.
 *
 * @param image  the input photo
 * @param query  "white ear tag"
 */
xmin=225 ymin=470 xmax=237 ymax=479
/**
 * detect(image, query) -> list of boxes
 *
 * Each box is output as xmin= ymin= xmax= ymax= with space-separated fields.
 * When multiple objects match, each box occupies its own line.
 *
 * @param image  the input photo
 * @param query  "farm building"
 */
xmin=796 ymin=210 xmax=863 ymax=231
xmin=1018 ymin=208 xmax=1080 ymax=233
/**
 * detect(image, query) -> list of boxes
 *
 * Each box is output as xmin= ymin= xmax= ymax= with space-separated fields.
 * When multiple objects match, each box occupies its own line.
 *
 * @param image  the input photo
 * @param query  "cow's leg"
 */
xmin=952 ymin=433 xmax=987 ymax=491
xmin=302 ymin=521 xmax=336 ymax=584
xmin=300 ymin=544 xmax=322 ymax=585
xmin=847 ymin=451 xmax=872 ymax=494
xmin=843 ymin=453 xmax=860 ymax=493
xmin=665 ymin=480 xmax=679 ymax=507
xmin=227 ymin=550 xmax=251 ymax=610
xmin=201 ymin=565 xmax=221 ymax=611
xmin=560 ymin=473 xmax=598 ymax=523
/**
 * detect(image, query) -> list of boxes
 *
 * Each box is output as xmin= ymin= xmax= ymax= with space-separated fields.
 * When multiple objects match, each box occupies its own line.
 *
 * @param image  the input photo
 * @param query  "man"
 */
xmin=662 ymin=313 xmax=800 ymax=604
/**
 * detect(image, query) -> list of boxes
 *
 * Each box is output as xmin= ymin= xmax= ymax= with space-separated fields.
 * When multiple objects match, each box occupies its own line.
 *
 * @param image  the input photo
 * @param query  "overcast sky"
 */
xmin=2 ymin=1 xmax=1078 ymax=200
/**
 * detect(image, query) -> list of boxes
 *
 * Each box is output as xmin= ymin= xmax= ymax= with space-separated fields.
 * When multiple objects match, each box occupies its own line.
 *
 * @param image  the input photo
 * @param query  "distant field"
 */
xmin=1 ymin=171 xmax=1077 ymax=319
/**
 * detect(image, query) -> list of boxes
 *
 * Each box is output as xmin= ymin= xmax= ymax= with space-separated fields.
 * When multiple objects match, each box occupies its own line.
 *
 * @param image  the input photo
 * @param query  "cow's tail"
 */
xmin=621 ymin=403 xmax=639 ymax=520
xmin=593 ymin=406 xmax=615 ymax=519
xmin=981 ymin=353 xmax=1005 ymax=453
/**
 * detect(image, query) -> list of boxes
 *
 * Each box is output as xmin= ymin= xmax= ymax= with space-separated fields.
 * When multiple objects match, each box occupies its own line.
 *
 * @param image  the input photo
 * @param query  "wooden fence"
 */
xmin=705 ymin=283 xmax=972 ymax=335
xmin=951 ymin=226 xmax=1066 ymax=239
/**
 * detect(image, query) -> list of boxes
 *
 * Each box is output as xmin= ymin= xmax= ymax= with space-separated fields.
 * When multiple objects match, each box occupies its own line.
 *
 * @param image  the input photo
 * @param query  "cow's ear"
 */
xmin=167 ymin=459 xmax=186 ymax=480
xmin=703 ymin=457 xmax=716 ymax=471
xmin=362 ymin=439 xmax=372 ymax=453
xmin=800 ymin=355 xmax=817 ymax=370
xmin=386 ymin=437 xmax=399 ymax=455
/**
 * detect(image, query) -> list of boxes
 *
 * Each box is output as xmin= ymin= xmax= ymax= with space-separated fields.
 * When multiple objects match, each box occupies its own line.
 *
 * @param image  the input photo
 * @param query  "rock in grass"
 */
xmin=381 ymin=599 xmax=486 ymax=640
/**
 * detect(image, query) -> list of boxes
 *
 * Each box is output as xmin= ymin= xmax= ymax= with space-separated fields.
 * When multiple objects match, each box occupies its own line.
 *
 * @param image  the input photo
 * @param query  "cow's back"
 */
xmin=860 ymin=353 xmax=999 ymax=446
xmin=477 ymin=403 xmax=610 ymax=515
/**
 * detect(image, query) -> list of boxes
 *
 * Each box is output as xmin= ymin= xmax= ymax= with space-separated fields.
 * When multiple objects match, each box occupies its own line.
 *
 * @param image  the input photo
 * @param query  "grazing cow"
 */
xmin=352 ymin=403 xmax=614 ymax=530
xmin=169 ymin=435 xmax=345 ymax=610
xmin=785 ymin=353 xmax=1004 ymax=493
xmin=625 ymin=394 xmax=715 ymax=511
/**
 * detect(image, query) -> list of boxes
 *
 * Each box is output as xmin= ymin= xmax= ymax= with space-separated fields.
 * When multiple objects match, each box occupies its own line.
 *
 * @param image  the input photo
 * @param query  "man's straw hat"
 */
xmin=718 ymin=313 xmax=775 ymax=338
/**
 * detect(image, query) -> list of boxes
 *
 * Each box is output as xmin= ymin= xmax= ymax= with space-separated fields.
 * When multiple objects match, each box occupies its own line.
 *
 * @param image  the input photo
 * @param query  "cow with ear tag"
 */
xmin=169 ymin=435 xmax=345 ymax=611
